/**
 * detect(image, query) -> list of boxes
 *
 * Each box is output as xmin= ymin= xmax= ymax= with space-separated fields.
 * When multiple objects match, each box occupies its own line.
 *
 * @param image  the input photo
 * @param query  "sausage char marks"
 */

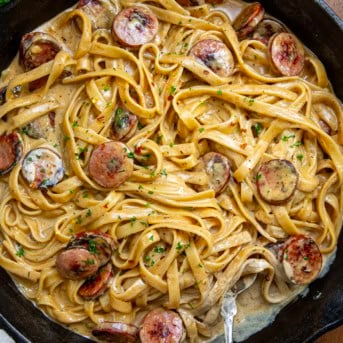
xmin=92 ymin=322 xmax=139 ymax=342
xmin=140 ymin=308 xmax=183 ymax=343
xmin=22 ymin=112 xmax=55 ymax=139
xmin=56 ymin=248 xmax=99 ymax=280
xmin=189 ymin=39 xmax=235 ymax=78
xmin=78 ymin=262 xmax=113 ymax=299
xmin=88 ymin=141 xmax=134 ymax=188
xmin=233 ymin=2 xmax=264 ymax=40
xmin=0 ymin=133 xmax=23 ymax=176
xmin=19 ymin=32 xmax=61 ymax=90
xmin=21 ymin=147 xmax=64 ymax=189
xmin=256 ymin=159 xmax=298 ymax=205
xmin=68 ymin=232 xmax=115 ymax=267
xmin=112 ymin=6 xmax=159 ymax=48
xmin=268 ymin=32 xmax=305 ymax=76
xmin=252 ymin=18 xmax=286 ymax=45
xmin=19 ymin=32 xmax=61 ymax=71
xmin=281 ymin=235 xmax=322 ymax=285
xmin=195 ymin=152 xmax=231 ymax=195
xmin=77 ymin=0 xmax=116 ymax=30
xmin=112 ymin=106 xmax=138 ymax=142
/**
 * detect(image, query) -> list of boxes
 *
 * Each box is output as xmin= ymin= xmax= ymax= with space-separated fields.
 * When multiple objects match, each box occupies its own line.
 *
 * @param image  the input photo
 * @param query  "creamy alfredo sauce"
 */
xmin=0 ymin=1 xmax=340 ymax=342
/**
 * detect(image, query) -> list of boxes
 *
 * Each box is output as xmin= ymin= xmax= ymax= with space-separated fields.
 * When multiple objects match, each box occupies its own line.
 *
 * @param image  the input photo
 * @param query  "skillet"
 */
xmin=0 ymin=1 xmax=342 ymax=342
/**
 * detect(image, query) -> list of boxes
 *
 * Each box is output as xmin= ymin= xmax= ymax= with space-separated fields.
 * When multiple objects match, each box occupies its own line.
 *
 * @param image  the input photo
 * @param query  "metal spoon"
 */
xmin=221 ymin=274 xmax=257 ymax=343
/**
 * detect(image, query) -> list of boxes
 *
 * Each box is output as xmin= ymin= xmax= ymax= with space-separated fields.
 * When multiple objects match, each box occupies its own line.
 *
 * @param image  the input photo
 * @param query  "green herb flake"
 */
xmin=76 ymin=216 xmax=82 ymax=224
xmin=149 ymin=235 xmax=154 ymax=241
xmin=85 ymin=258 xmax=95 ymax=265
xmin=281 ymin=134 xmax=295 ymax=142
xmin=138 ymin=185 xmax=144 ymax=190
xmin=176 ymin=242 xmax=183 ymax=250
xmin=170 ymin=85 xmax=177 ymax=95
xmin=217 ymin=89 xmax=223 ymax=96
xmin=16 ymin=247 xmax=25 ymax=257
xmin=303 ymin=256 xmax=309 ymax=260
xmin=297 ymin=154 xmax=304 ymax=161
xmin=82 ymin=193 xmax=89 ymax=198
xmin=290 ymin=141 xmax=302 ymax=148
xmin=130 ymin=216 xmax=137 ymax=226
xmin=103 ymin=85 xmax=110 ymax=92
xmin=255 ymin=172 xmax=262 ymax=180
xmin=244 ymin=97 xmax=255 ymax=106
xmin=85 ymin=209 xmax=92 ymax=217
xmin=72 ymin=121 xmax=79 ymax=128
xmin=199 ymin=127 xmax=205 ymax=133
xmin=154 ymin=246 xmax=165 ymax=253
xmin=127 ymin=152 xmax=135 ymax=159
xmin=253 ymin=123 xmax=263 ymax=136
xmin=160 ymin=168 xmax=168 ymax=177
xmin=88 ymin=240 xmax=97 ymax=254
xmin=148 ymin=190 xmax=154 ymax=195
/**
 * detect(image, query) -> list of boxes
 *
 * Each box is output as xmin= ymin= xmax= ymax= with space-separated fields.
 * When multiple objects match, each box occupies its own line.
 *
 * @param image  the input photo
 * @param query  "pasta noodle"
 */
xmin=0 ymin=0 xmax=342 ymax=342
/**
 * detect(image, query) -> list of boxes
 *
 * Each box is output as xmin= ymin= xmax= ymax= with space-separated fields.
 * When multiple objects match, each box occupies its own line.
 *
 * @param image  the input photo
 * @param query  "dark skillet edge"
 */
xmin=0 ymin=1 xmax=343 ymax=343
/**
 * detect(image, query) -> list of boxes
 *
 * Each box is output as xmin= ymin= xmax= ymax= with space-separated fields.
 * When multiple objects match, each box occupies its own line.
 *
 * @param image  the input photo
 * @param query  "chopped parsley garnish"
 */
xmin=85 ymin=258 xmax=95 ymax=265
xmin=255 ymin=172 xmax=262 ymax=180
xmin=88 ymin=240 xmax=97 ymax=254
xmin=244 ymin=97 xmax=255 ymax=106
xmin=82 ymin=193 xmax=89 ymax=198
xmin=16 ymin=247 xmax=25 ymax=257
xmin=252 ymin=123 xmax=263 ymax=136
xmin=199 ymin=127 xmax=205 ymax=133
xmin=160 ymin=168 xmax=168 ymax=177
xmin=130 ymin=216 xmax=137 ymax=226
xmin=154 ymin=246 xmax=165 ymax=253
xmin=127 ymin=152 xmax=135 ymax=159
xmin=85 ymin=209 xmax=92 ymax=217
xmin=297 ymin=154 xmax=304 ymax=161
xmin=170 ymin=85 xmax=177 ymax=95
xmin=176 ymin=242 xmax=183 ymax=250
xmin=290 ymin=141 xmax=302 ymax=148
xmin=217 ymin=89 xmax=223 ymax=95
xmin=72 ymin=121 xmax=79 ymax=127
xmin=281 ymin=134 xmax=295 ymax=142
xmin=148 ymin=190 xmax=154 ymax=195
xmin=76 ymin=216 xmax=82 ymax=224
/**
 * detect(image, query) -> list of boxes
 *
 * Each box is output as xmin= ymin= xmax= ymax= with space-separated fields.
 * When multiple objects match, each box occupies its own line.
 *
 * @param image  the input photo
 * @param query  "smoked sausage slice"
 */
xmin=112 ymin=6 xmax=159 ymax=48
xmin=189 ymin=39 xmax=235 ymax=78
xmin=0 ymin=133 xmax=23 ymax=175
xmin=252 ymin=18 xmax=286 ymax=45
xmin=268 ymin=32 xmax=305 ymax=76
xmin=233 ymin=2 xmax=264 ymax=40
xmin=78 ymin=262 xmax=112 ymax=299
xmin=256 ymin=159 xmax=298 ymax=205
xmin=281 ymin=235 xmax=322 ymax=285
xmin=68 ymin=232 xmax=115 ymax=267
xmin=88 ymin=141 xmax=133 ymax=188
xmin=92 ymin=322 xmax=139 ymax=342
xmin=19 ymin=32 xmax=61 ymax=72
xmin=112 ymin=107 xmax=138 ymax=142
xmin=140 ymin=308 xmax=183 ymax=343
xmin=22 ymin=147 xmax=64 ymax=189
xmin=56 ymin=248 xmax=99 ymax=280
xmin=77 ymin=0 xmax=116 ymax=30
xmin=196 ymin=152 xmax=231 ymax=195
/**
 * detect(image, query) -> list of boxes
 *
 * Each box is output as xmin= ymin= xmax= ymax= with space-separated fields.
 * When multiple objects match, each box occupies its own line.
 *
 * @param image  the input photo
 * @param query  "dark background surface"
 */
xmin=0 ymin=0 xmax=343 ymax=342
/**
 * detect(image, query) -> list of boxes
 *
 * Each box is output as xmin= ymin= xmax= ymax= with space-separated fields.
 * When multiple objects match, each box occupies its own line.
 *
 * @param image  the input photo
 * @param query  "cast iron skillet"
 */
xmin=0 ymin=1 xmax=342 ymax=342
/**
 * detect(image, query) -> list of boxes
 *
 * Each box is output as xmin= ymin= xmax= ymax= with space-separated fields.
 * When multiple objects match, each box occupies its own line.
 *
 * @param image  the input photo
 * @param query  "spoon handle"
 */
xmin=223 ymin=312 xmax=234 ymax=343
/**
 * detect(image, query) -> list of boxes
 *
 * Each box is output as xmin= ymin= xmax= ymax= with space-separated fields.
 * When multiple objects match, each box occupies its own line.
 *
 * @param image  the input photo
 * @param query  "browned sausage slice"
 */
xmin=189 ymin=39 xmax=235 ymax=78
xmin=233 ymin=2 xmax=264 ymax=40
xmin=0 ymin=87 xmax=6 ymax=105
xmin=68 ymin=232 xmax=115 ymax=267
xmin=268 ymin=32 xmax=305 ymax=76
xmin=281 ymin=235 xmax=322 ymax=285
xmin=252 ymin=18 xmax=286 ymax=45
xmin=77 ymin=0 xmax=116 ymax=30
xmin=112 ymin=6 xmax=159 ymax=48
xmin=256 ymin=159 xmax=298 ymax=205
xmin=0 ymin=133 xmax=23 ymax=176
xmin=19 ymin=32 xmax=61 ymax=72
xmin=140 ymin=308 xmax=183 ymax=343
xmin=112 ymin=107 xmax=138 ymax=142
xmin=196 ymin=152 xmax=230 ymax=195
xmin=78 ymin=262 xmax=112 ymax=299
xmin=56 ymin=248 xmax=99 ymax=280
xmin=92 ymin=322 xmax=139 ymax=343
xmin=88 ymin=141 xmax=133 ymax=188
xmin=22 ymin=147 xmax=64 ymax=189
xmin=22 ymin=112 xmax=55 ymax=139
